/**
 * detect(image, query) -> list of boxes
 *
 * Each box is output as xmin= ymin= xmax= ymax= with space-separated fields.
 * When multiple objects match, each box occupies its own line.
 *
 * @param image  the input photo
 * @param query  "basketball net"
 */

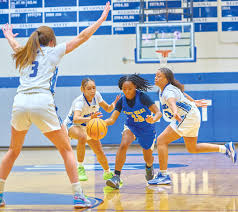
xmin=156 ymin=50 xmax=172 ymax=68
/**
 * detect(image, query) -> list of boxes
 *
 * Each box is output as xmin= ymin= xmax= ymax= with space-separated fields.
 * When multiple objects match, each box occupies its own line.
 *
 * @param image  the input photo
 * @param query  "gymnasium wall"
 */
xmin=0 ymin=0 xmax=238 ymax=146
xmin=0 ymin=71 xmax=237 ymax=147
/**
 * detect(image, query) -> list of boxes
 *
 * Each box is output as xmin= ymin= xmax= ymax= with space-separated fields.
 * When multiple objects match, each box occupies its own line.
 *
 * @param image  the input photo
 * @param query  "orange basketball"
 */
xmin=86 ymin=118 xmax=108 ymax=140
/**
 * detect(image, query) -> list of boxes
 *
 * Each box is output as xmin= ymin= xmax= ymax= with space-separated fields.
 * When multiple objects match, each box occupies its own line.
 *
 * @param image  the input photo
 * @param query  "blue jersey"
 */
xmin=121 ymin=91 xmax=156 ymax=149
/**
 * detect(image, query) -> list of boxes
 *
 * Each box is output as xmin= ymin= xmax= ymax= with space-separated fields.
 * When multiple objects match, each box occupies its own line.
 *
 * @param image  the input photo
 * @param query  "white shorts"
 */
xmin=170 ymin=107 xmax=201 ymax=137
xmin=66 ymin=123 xmax=92 ymax=140
xmin=11 ymin=93 xmax=62 ymax=133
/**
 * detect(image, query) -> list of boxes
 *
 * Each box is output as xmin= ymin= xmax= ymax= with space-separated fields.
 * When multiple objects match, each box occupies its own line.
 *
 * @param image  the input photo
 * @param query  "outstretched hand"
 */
xmin=145 ymin=115 xmax=155 ymax=124
xmin=113 ymin=94 xmax=121 ymax=106
xmin=194 ymin=99 xmax=208 ymax=108
xmin=90 ymin=111 xmax=103 ymax=119
xmin=100 ymin=1 xmax=110 ymax=22
xmin=2 ymin=24 xmax=19 ymax=40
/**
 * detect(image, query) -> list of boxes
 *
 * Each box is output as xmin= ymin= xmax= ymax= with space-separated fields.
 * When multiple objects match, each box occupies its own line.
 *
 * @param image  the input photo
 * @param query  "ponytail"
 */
xmin=13 ymin=26 xmax=56 ymax=72
xmin=13 ymin=31 xmax=41 ymax=71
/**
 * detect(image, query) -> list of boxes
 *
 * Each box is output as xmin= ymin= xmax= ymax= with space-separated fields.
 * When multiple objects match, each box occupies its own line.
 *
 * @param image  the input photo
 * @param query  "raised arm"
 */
xmin=2 ymin=24 xmax=20 ymax=52
xmin=99 ymin=94 xmax=121 ymax=113
xmin=65 ymin=1 xmax=110 ymax=54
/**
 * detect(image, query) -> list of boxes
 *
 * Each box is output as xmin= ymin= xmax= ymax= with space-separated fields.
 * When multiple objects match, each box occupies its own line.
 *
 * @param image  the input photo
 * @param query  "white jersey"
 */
xmin=64 ymin=91 xmax=103 ymax=128
xmin=17 ymin=43 xmax=66 ymax=94
xmin=159 ymin=83 xmax=197 ymax=122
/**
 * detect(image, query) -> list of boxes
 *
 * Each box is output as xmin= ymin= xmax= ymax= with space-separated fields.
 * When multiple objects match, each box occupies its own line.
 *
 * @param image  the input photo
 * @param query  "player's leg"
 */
xmin=139 ymin=133 xmax=156 ymax=181
xmin=0 ymin=127 xmax=27 ymax=180
xmin=32 ymin=93 xmax=91 ymax=208
xmin=177 ymin=109 xmax=222 ymax=154
xmin=44 ymin=126 xmax=91 ymax=208
xmin=45 ymin=127 xmax=79 ymax=183
xmin=148 ymin=125 xmax=180 ymax=185
xmin=143 ymin=148 xmax=154 ymax=181
xmin=0 ymin=127 xmax=27 ymax=207
xmin=184 ymin=137 xmax=237 ymax=163
xmin=0 ymin=94 xmax=31 ymax=207
xmin=115 ymin=128 xmax=135 ymax=172
xmin=184 ymin=136 xmax=219 ymax=153
xmin=181 ymin=108 xmax=236 ymax=163
xmin=157 ymin=125 xmax=180 ymax=171
xmin=106 ymin=127 xmax=135 ymax=189
xmin=87 ymin=139 xmax=113 ymax=180
xmin=68 ymin=126 xmax=88 ymax=181
xmin=1 ymin=93 xmax=31 ymax=179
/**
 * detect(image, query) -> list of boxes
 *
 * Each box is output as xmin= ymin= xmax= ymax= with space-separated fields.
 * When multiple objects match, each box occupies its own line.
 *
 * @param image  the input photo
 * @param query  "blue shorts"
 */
xmin=125 ymin=125 xmax=156 ymax=150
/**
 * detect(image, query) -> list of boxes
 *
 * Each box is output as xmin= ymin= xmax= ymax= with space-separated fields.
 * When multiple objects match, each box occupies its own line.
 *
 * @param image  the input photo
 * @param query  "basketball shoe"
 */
xmin=106 ymin=175 xmax=123 ymax=189
xmin=78 ymin=165 xmax=88 ymax=181
xmin=0 ymin=193 xmax=5 ymax=207
xmin=148 ymin=172 xmax=172 ymax=185
xmin=73 ymin=192 xmax=91 ymax=209
xmin=225 ymin=142 xmax=237 ymax=163
xmin=103 ymin=171 xmax=114 ymax=180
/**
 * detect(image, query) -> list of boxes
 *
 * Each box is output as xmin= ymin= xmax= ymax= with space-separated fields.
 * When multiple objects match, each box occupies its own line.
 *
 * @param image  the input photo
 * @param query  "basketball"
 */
xmin=86 ymin=118 xmax=108 ymax=140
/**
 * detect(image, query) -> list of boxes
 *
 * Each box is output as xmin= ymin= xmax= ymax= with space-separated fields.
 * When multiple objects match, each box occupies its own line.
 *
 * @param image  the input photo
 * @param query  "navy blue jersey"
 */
xmin=122 ymin=91 xmax=154 ymax=130
xmin=120 ymin=91 xmax=156 ymax=149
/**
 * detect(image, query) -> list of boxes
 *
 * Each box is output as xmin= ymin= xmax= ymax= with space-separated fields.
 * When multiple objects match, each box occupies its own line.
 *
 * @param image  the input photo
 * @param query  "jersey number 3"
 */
xmin=29 ymin=61 xmax=39 ymax=77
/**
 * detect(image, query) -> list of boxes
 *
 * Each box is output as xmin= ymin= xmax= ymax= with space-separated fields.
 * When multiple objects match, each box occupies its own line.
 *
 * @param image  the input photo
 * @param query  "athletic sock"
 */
xmin=160 ymin=170 xmax=168 ymax=176
xmin=78 ymin=162 xmax=83 ymax=167
xmin=114 ymin=170 xmax=121 ymax=177
xmin=72 ymin=182 xmax=82 ymax=194
xmin=219 ymin=145 xmax=226 ymax=153
xmin=104 ymin=169 xmax=111 ymax=173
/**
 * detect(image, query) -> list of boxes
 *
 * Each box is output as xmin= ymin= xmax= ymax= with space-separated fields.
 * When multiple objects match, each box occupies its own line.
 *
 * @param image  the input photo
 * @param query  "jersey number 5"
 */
xmin=131 ymin=114 xmax=144 ymax=122
xmin=29 ymin=61 xmax=39 ymax=77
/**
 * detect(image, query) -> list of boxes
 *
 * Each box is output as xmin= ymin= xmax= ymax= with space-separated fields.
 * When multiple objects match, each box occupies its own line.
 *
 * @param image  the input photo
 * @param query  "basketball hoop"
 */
xmin=156 ymin=50 xmax=172 ymax=67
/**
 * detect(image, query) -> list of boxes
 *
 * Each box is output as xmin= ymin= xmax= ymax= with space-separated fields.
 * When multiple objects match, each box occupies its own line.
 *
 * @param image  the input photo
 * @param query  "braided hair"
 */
xmin=118 ymin=74 xmax=152 ymax=92
xmin=159 ymin=67 xmax=184 ymax=92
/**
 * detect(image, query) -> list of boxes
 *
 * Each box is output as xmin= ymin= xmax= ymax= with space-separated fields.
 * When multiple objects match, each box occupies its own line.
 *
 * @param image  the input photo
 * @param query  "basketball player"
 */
xmin=105 ymin=74 xmax=163 ymax=189
xmin=0 ymin=1 xmax=110 ymax=208
xmin=148 ymin=67 xmax=237 ymax=185
xmin=64 ymin=78 xmax=120 ymax=181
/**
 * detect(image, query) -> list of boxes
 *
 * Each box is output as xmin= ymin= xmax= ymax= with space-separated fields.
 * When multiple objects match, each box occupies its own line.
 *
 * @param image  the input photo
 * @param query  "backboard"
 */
xmin=135 ymin=22 xmax=196 ymax=63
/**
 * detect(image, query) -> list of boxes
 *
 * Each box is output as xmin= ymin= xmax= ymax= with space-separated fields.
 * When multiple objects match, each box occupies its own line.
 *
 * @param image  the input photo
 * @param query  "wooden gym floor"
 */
xmin=0 ymin=144 xmax=237 ymax=212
